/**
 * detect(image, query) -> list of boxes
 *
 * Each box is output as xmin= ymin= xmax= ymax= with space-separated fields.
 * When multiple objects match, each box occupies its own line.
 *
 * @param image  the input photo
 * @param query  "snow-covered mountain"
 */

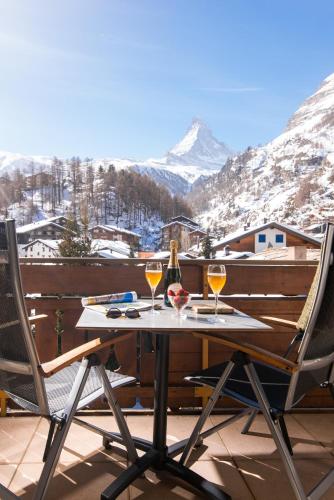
xmin=191 ymin=72 xmax=334 ymax=231
xmin=0 ymin=151 xmax=52 ymax=175
xmin=166 ymin=118 xmax=232 ymax=170
xmin=0 ymin=119 xmax=231 ymax=195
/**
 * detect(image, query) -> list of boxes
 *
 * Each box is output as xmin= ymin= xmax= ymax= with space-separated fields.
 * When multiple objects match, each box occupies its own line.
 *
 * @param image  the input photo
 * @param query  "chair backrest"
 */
xmin=287 ymin=223 xmax=334 ymax=408
xmin=296 ymin=259 xmax=321 ymax=332
xmin=0 ymin=219 xmax=48 ymax=414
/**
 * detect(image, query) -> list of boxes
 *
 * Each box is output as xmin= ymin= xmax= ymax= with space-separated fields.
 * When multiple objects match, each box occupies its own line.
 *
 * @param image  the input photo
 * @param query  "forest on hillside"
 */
xmin=0 ymin=157 xmax=192 ymax=228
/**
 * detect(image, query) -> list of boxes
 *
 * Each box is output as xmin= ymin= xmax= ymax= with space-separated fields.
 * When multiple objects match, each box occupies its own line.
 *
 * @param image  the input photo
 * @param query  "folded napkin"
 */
xmin=81 ymin=291 xmax=137 ymax=307
xmin=192 ymin=303 xmax=234 ymax=314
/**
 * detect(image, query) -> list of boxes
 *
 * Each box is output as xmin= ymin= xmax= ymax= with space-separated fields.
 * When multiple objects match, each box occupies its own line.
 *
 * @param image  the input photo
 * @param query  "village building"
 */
xmin=20 ymin=239 xmax=60 ymax=258
xmin=16 ymin=216 xmax=72 ymax=244
xmin=213 ymin=221 xmax=321 ymax=254
xmin=25 ymin=171 xmax=54 ymax=189
xmin=89 ymin=224 xmax=140 ymax=247
xmin=188 ymin=228 xmax=208 ymax=248
xmin=161 ymin=215 xmax=205 ymax=251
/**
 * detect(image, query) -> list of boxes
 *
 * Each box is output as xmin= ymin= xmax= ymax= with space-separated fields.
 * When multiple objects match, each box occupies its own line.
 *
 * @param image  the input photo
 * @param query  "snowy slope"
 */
xmin=0 ymin=150 xmax=52 ymax=176
xmin=192 ymin=72 xmax=334 ymax=231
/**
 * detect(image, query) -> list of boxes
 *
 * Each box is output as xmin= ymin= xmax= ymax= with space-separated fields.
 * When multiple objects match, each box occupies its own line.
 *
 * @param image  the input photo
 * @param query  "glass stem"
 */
xmin=215 ymin=294 xmax=218 ymax=317
xmin=151 ymin=288 xmax=155 ymax=311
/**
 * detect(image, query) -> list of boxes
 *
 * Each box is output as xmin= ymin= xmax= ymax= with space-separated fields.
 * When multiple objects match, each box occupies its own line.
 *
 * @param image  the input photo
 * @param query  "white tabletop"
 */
xmin=76 ymin=300 xmax=271 ymax=334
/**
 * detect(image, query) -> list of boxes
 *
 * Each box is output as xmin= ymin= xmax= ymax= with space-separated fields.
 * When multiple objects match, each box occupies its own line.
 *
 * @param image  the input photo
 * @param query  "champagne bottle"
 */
xmin=164 ymin=240 xmax=182 ymax=306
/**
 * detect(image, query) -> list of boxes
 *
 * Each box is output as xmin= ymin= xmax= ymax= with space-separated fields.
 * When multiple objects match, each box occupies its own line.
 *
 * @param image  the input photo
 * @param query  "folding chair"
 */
xmin=181 ymin=223 xmax=334 ymax=500
xmin=241 ymin=254 xmax=323 ymax=443
xmin=0 ymin=219 xmax=137 ymax=500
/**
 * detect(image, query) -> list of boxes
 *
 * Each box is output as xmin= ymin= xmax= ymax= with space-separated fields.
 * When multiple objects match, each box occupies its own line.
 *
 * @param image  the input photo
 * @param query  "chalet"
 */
xmin=161 ymin=215 xmax=205 ymax=251
xmin=89 ymin=225 xmax=140 ymax=247
xmin=189 ymin=229 xmax=207 ymax=248
xmin=16 ymin=216 xmax=72 ymax=244
xmin=20 ymin=239 xmax=60 ymax=258
xmin=213 ymin=221 xmax=321 ymax=254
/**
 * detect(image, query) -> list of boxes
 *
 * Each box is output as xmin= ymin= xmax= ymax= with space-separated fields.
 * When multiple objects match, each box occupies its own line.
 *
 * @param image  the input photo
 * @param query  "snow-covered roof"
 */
xmin=189 ymin=228 xmax=207 ymax=235
xmin=215 ymin=250 xmax=254 ymax=259
xmin=303 ymin=222 xmax=328 ymax=233
xmin=150 ymin=251 xmax=191 ymax=260
xmin=16 ymin=220 xmax=69 ymax=234
xmin=22 ymin=239 xmax=61 ymax=250
xmin=213 ymin=221 xmax=321 ymax=249
xmin=90 ymin=224 xmax=140 ymax=238
xmin=169 ymin=215 xmax=199 ymax=226
xmin=45 ymin=215 xmax=69 ymax=223
xmin=91 ymin=238 xmax=130 ymax=256
xmin=94 ymin=249 xmax=129 ymax=259
xmin=196 ymin=250 xmax=253 ymax=260
xmin=161 ymin=220 xmax=199 ymax=230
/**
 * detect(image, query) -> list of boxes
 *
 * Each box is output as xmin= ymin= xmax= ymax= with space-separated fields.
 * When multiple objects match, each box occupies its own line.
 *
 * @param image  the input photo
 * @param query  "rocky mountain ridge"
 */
xmin=190 ymin=72 xmax=334 ymax=232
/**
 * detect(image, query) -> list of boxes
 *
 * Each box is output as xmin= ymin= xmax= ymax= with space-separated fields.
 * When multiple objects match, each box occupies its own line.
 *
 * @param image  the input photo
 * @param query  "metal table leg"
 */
xmin=152 ymin=333 xmax=170 ymax=461
xmin=101 ymin=332 xmax=231 ymax=500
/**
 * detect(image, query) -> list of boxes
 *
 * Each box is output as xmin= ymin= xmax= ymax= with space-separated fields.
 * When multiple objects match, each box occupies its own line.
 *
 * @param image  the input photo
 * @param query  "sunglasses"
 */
xmin=106 ymin=307 xmax=141 ymax=319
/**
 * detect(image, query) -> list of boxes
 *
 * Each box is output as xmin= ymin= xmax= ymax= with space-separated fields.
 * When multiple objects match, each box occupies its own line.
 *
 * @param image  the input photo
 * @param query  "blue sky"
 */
xmin=0 ymin=0 xmax=333 ymax=159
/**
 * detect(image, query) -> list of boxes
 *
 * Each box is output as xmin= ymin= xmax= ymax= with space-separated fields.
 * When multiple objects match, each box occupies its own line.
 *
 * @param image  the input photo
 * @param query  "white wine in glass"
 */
xmin=145 ymin=262 xmax=162 ymax=313
xmin=207 ymin=264 xmax=227 ymax=319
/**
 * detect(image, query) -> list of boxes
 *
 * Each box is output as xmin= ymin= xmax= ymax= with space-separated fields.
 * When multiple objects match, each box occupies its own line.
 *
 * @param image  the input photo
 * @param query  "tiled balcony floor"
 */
xmin=1 ymin=412 xmax=334 ymax=499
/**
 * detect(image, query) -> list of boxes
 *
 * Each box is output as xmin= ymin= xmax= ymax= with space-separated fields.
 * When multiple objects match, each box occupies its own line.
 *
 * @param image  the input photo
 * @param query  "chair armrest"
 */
xmin=192 ymin=332 xmax=299 ymax=374
xmin=260 ymin=316 xmax=299 ymax=329
xmin=28 ymin=314 xmax=48 ymax=322
xmin=39 ymin=331 xmax=132 ymax=378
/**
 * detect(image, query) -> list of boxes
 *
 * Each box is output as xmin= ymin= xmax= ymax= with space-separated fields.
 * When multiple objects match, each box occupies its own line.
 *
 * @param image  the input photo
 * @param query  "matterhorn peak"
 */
xmin=190 ymin=116 xmax=209 ymax=128
xmin=166 ymin=118 xmax=233 ymax=170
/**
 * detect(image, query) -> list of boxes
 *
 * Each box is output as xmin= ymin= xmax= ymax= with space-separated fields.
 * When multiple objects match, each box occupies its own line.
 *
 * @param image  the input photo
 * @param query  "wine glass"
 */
xmin=207 ymin=264 xmax=227 ymax=320
xmin=145 ymin=262 xmax=162 ymax=313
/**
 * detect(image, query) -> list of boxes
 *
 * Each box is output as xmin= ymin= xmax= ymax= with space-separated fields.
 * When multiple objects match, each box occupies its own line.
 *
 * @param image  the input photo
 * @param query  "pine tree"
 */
xmin=58 ymin=216 xmax=91 ymax=257
xmin=200 ymin=231 xmax=215 ymax=259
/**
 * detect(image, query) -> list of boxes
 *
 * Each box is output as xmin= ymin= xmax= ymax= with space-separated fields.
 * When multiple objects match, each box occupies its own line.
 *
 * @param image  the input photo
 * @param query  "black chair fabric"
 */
xmin=187 ymin=361 xmax=291 ymax=412
xmin=0 ymin=222 xmax=39 ymax=409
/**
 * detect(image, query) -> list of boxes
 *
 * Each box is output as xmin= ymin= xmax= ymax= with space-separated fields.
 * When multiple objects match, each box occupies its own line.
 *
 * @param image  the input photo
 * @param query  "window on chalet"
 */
xmin=258 ymin=234 xmax=266 ymax=243
xmin=275 ymin=234 xmax=284 ymax=243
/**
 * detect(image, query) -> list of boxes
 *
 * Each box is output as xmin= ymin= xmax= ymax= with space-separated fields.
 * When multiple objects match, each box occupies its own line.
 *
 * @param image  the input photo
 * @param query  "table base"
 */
xmin=100 ymin=446 xmax=229 ymax=499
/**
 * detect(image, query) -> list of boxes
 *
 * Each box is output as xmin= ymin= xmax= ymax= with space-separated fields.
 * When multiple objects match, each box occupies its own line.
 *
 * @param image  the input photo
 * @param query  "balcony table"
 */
xmin=76 ymin=301 xmax=271 ymax=500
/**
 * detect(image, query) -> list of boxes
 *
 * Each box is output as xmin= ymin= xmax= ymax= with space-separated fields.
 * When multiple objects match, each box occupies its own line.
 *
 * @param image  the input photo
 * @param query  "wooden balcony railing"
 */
xmin=20 ymin=257 xmax=329 ymax=410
